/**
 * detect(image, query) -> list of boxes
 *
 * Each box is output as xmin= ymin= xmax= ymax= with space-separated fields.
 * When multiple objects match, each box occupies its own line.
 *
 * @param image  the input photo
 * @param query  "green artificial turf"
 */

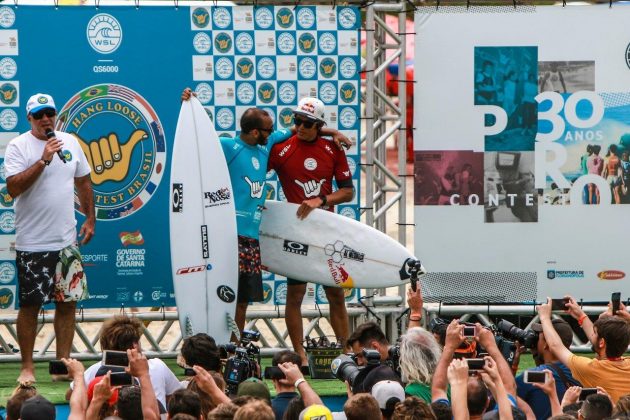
xmin=0 ymin=353 xmax=591 ymax=407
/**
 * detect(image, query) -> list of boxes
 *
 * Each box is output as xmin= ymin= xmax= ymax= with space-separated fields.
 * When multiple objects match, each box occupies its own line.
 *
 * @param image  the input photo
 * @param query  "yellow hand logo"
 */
xmin=321 ymin=64 xmax=334 ymax=74
xmin=2 ymin=89 xmax=15 ymax=101
xmin=217 ymin=39 xmax=229 ymax=50
xmin=1 ymin=191 xmax=13 ymax=204
xmin=73 ymin=129 xmax=148 ymax=185
xmin=260 ymin=88 xmax=272 ymax=100
xmin=300 ymin=38 xmax=313 ymax=50
xmin=194 ymin=14 xmax=207 ymax=25
xmin=281 ymin=114 xmax=292 ymax=125
xmin=279 ymin=14 xmax=291 ymax=25
xmin=342 ymin=88 xmax=353 ymax=100
xmin=238 ymin=63 xmax=252 ymax=74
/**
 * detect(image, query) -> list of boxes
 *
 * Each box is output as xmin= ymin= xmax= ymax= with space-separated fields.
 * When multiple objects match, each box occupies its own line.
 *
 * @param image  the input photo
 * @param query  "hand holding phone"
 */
xmin=523 ymin=370 xmax=547 ymax=384
xmin=102 ymin=350 xmax=129 ymax=367
xmin=110 ymin=372 xmax=134 ymax=386
xmin=49 ymin=360 xmax=69 ymax=375
xmin=612 ymin=292 xmax=621 ymax=315
xmin=466 ymin=358 xmax=485 ymax=370
xmin=579 ymin=388 xmax=598 ymax=401
xmin=264 ymin=366 xmax=286 ymax=380
xmin=551 ymin=298 xmax=569 ymax=311
xmin=184 ymin=368 xmax=196 ymax=377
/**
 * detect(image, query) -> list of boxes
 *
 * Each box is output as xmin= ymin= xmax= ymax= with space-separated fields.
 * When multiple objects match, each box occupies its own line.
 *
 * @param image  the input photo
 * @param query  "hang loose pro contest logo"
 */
xmin=56 ymin=84 xmax=166 ymax=220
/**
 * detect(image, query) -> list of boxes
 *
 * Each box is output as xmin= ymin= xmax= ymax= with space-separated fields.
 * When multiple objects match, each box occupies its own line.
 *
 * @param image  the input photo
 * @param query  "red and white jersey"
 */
xmin=268 ymin=135 xmax=352 ymax=209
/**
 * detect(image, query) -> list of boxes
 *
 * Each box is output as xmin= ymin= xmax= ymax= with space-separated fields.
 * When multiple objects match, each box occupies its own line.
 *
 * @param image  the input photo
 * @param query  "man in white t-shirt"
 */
xmin=4 ymin=93 xmax=95 ymax=385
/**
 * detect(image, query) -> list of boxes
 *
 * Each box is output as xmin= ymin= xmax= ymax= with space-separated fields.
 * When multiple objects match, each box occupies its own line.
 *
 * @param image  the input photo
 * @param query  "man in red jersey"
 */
xmin=268 ymin=97 xmax=354 ymax=364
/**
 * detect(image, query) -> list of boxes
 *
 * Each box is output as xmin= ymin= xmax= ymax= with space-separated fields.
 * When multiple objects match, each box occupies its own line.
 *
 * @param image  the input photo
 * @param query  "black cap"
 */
xmin=20 ymin=395 xmax=56 ymax=420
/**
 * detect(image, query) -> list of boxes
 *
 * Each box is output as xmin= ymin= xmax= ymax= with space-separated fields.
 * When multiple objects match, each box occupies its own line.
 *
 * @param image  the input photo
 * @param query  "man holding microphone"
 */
xmin=5 ymin=93 xmax=95 ymax=384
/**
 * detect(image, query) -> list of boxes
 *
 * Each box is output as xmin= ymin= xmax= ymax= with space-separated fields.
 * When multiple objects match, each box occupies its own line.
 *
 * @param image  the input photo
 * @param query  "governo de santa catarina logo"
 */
xmin=56 ymin=84 xmax=166 ymax=221
xmin=86 ymin=13 xmax=122 ymax=54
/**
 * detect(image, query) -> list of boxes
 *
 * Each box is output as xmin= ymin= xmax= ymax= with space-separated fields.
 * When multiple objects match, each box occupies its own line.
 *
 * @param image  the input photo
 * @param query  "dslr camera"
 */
xmin=331 ymin=349 xmax=382 ymax=394
xmin=221 ymin=330 xmax=261 ymax=395
xmin=495 ymin=319 xmax=538 ymax=349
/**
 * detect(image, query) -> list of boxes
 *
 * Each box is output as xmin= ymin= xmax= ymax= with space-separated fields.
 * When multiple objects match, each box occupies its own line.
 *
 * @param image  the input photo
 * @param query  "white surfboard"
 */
xmin=170 ymin=97 xmax=238 ymax=343
xmin=259 ymin=201 xmax=424 ymax=289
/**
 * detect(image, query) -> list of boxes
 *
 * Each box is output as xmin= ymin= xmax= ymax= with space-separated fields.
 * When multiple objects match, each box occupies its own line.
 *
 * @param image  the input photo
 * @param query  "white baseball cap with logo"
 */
xmin=294 ymin=97 xmax=326 ymax=124
xmin=26 ymin=93 xmax=56 ymax=115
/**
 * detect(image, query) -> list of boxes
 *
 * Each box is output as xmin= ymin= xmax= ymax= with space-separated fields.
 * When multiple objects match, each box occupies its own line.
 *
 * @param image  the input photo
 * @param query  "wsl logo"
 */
xmin=86 ymin=14 xmax=122 ymax=54
xmin=56 ymin=84 xmax=166 ymax=221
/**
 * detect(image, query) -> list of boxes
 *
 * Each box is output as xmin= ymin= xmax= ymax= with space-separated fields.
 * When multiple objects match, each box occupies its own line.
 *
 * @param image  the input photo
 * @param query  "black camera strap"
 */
xmin=548 ymin=362 xmax=580 ymax=389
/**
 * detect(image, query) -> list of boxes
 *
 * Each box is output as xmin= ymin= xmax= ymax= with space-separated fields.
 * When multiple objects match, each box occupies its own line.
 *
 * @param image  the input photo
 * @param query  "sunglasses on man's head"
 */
xmin=31 ymin=109 xmax=56 ymax=120
xmin=293 ymin=116 xmax=316 ymax=129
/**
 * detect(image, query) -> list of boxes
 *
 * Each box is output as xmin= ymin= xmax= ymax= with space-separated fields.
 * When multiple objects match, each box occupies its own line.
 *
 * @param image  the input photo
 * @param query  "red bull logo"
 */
xmin=327 ymin=259 xmax=354 ymax=288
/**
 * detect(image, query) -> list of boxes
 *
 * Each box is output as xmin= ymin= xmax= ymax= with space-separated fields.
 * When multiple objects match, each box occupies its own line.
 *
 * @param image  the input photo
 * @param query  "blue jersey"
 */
xmin=220 ymin=129 xmax=291 ymax=239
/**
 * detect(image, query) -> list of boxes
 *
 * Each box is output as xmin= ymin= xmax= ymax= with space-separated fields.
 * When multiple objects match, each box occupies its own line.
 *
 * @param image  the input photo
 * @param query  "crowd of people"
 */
xmin=3 ymin=287 xmax=630 ymax=420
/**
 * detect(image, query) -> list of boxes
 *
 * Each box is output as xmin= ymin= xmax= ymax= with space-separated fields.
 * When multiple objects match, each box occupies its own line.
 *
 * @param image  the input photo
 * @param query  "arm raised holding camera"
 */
xmin=531 ymin=369 xmax=562 ymax=417
xmin=565 ymin=296 xmax=596 ymax=347
xmin=480 ymin=356 xmax=513 ymax=420
xmin=475 ymin=324 xmax=516 ymax=395
xmin=278 ymin=362 xmax=323 ymax=407
xmin=432 ymin=320 xmax=464 ymax=401
xmin=126 ymin=349 xmax=160 ymax=420
xmin=447 ymin=359 xmax=470 ymax=420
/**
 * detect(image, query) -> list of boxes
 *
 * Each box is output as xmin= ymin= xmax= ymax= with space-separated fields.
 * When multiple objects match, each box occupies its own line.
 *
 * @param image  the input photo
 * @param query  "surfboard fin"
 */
xmin=184 ymin=316 xmax=194 ymax=339
xmin=226 ymin=313 xmax=240 ymax=342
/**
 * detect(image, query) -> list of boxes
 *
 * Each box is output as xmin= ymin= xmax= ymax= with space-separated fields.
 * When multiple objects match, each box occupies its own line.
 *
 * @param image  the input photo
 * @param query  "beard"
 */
xmin=256 ymin=133 xmax=267 ymax=145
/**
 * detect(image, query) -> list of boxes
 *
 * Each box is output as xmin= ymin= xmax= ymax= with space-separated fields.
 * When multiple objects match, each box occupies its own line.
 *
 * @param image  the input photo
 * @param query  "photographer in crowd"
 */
xmin=538 ymin=297 xmax=630 ymax=403
xmin=431 ymin=320 xmax=525 ymax=418
xmin=515 ymin=318 xmax=581 ymax=419
xmin=346 ymin=322 xmax=392 ymax=366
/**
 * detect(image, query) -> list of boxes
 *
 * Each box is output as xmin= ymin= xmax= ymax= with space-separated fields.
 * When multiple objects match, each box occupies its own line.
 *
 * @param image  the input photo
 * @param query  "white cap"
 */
xmin=26 ymin=93 xmax=56 ymax=115
xmin=371 ymin=380 xmax=405 ymax=410
xmin=294 ymin=97 xmax=326 ymax=124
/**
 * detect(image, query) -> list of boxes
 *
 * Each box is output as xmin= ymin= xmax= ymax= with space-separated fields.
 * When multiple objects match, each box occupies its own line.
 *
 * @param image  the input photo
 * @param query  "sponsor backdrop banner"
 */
xmin=0 ymin=4 xmax=361 ymax=309
xmin=414 ymin=6 xmax=630 ymax=303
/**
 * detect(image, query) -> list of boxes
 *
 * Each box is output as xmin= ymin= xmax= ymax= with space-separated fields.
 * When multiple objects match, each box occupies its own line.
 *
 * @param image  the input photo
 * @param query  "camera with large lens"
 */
xmin=387 ymin=345 xmax=401 ymax=373
xmin=221 ymin=330 xmax=261 ymax=395
xmin=495 ymin=319 xmax=538 ymax=349
xmin=330 ymin=349 xmax=381 ymax=394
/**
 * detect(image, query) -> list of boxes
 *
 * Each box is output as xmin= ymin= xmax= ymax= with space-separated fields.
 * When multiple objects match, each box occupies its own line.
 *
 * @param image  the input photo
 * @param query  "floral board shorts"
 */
xmin=17 ymin=244 xmax=88 ymax=306
xmin=237 ymin=235 xmax=263 ymax=304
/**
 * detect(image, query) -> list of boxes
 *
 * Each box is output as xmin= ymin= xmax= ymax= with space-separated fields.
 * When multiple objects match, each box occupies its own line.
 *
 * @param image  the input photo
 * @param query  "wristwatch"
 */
xmin=40 ymin=158 xmax=51 ymax=166
xmin=318 ymin=195 xmax=327 ymax=207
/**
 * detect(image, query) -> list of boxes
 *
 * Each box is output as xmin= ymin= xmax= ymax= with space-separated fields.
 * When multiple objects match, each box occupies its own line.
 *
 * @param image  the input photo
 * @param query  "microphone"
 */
xmin=44 ymin=129 xmax=67 ymax=164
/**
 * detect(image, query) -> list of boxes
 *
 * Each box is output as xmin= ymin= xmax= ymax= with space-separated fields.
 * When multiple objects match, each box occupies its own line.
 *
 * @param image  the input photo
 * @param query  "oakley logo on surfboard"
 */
xmin=283 ymin=240 xmax=309 ymax=256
